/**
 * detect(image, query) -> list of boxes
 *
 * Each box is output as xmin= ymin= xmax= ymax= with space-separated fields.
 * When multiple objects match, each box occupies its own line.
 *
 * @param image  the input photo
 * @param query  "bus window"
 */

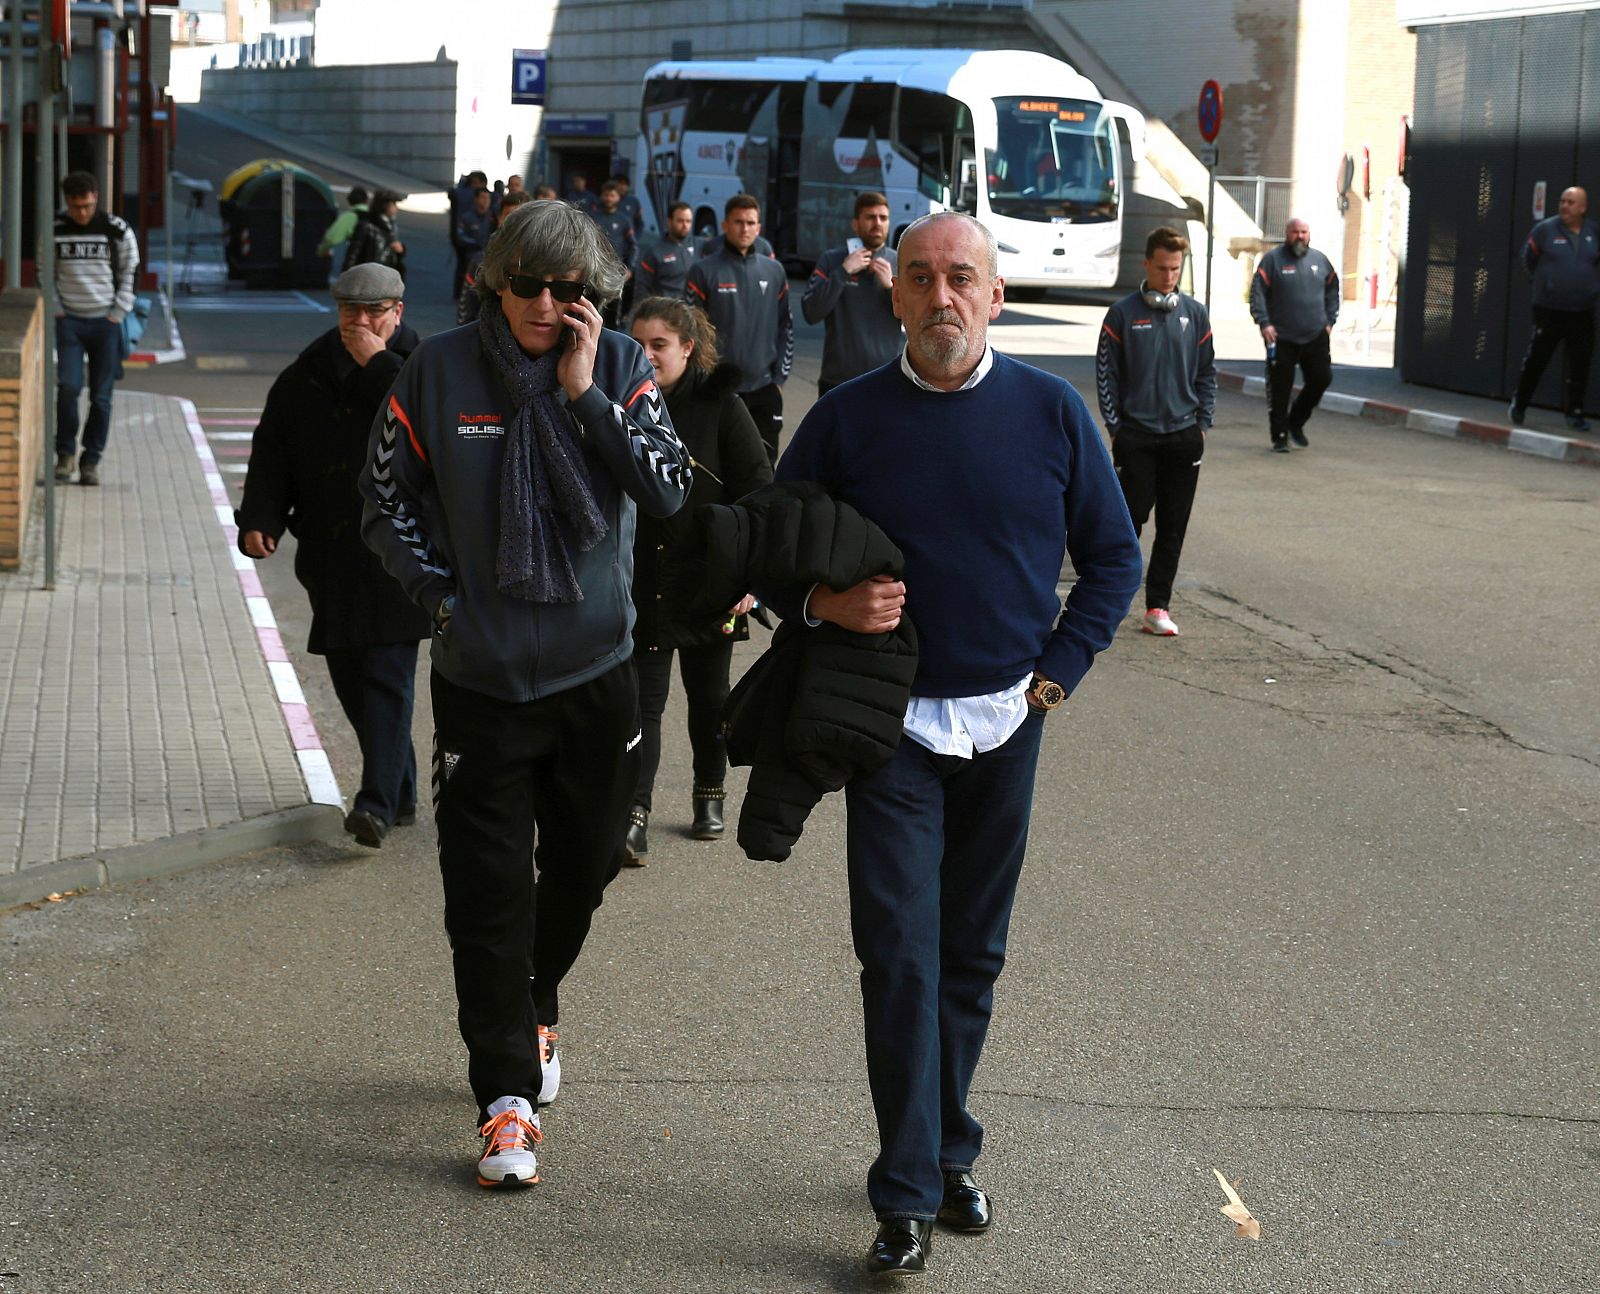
xmin=986 ymin=97 xmax=1116 ymax=223
xmin=840 ymin=82 xmax=895 ymax=140
xmin=686 ymin=81 xmax=776 ymax=133
xmin=895 ymin=88 xmax=974 ymax=211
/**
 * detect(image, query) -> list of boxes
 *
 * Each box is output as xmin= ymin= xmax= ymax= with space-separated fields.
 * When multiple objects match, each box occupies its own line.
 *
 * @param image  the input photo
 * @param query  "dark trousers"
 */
xmin=1267 ymin=330 xmax=1333 ymax=443
xmin=323 ymin=641 xmax=420 ymax=826
xmin=1514 ymin=305 xmax=1595 ymax=415
xmin=1112 ymin=424 xmax=1205 ymax=611
xmin=430 ymin=663 xmax=640 ymax=1119
xmin=56 ymin=315 xmax=121 ymax=463
xmin=632 ymin=640 xmax=733 ymax=811
xmin=738 ymin=383 xmax=784 ymax=466
xmin=843 ymin=709 xmax=1046 ymax=1219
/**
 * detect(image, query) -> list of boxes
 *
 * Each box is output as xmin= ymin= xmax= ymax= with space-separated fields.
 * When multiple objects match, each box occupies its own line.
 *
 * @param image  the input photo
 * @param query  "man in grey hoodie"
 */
xmin=1249 ymin=217 xmax=1340 ymax=452
xmin=360 ymin=200 xmax=691 ymax=1192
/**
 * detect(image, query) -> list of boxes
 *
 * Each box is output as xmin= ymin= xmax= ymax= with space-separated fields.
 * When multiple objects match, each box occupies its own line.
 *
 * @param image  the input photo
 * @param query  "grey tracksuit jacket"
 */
xmin=637 ymin=234 xmax=699 ymax=296
xmin=1095 ymin=292 xmax=1216 ymax=435
xmin=1249 ymin=244 xmax=1340 ymax=344
xmin=1521 ymin=216 xmax=1600 ymax=311
xmin=359 ymin=325 xmax=691 ymax=703
xmin=801 ymin=244 xmax=903 ymax=387
xmin=686 ymin=247 xmax=794 ymax=393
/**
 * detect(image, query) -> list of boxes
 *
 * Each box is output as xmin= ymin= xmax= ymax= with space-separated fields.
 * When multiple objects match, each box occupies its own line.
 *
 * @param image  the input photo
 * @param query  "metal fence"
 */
xmin=1216 ymin=175 xmax=1293 ymax=237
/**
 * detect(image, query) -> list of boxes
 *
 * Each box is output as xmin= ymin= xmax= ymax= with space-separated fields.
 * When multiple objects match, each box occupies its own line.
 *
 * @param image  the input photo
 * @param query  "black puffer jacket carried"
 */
xmin=635 ymin=361 xmax=772 ymax=652
xmin=679 ymin=481 xmax=918 ymax=861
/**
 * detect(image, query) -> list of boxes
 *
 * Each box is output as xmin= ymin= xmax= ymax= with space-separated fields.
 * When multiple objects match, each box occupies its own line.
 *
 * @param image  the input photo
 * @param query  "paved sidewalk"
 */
xmin=0 ymin=391 xmax=341 ymax=906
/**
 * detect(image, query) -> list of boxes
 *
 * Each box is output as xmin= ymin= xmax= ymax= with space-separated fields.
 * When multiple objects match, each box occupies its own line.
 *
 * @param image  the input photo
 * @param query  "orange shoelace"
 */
xmin=479 ymin=1107 xmax=543 ymax=1156
xmin=538 ymin=1027 xmax=558 ymax=1063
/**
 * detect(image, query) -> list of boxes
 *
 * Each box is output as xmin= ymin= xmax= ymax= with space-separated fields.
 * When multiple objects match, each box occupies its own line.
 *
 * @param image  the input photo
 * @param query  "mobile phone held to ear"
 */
xmin=564 ymin=285 xmax=601 ymax=348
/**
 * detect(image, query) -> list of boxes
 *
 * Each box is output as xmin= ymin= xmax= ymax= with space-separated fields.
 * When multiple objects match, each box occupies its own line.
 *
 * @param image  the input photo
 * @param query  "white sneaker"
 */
xmin=536 ymin=1025 xmax=560 ymax=1106
xmin=1142 ymin=608 xmax=1180 ymax=636
xmin=476 ymin=1095 xmax=541 ymax=1188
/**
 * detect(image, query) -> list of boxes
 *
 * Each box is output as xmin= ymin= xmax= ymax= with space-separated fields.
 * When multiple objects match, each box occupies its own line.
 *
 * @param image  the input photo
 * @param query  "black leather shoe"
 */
xmin=1288 ymin=424 xmax=1309 ymax=448
xmin=866 ymin=1218 xmax=932 ymax=1276
xmin=623 ymin=807 xmax=648 ymax=865
xmin=689 ymin=790 xmax=724 ymax=840
xmin=344 ymin=809 xmax=388 ymax=849
xmin=936 ymin=1171 xmax=992 ymax=1233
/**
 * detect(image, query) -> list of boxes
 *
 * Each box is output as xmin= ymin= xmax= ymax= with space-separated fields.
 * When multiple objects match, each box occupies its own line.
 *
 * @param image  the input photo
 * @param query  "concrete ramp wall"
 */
xmin=198 ymin=62 xmax=459 ymax=189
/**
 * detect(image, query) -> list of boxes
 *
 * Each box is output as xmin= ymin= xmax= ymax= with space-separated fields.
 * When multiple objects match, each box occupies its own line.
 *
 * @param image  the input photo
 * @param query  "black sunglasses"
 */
xmin=506 ymin=273 xmax=589 ymax=303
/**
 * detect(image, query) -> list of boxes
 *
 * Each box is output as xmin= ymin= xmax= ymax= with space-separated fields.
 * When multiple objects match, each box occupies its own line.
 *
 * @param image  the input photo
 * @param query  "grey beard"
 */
xmin=1289 ymin=241 xmax=1309 ymax=257
xmin=911 ymin=326 xmax=968 ymax=370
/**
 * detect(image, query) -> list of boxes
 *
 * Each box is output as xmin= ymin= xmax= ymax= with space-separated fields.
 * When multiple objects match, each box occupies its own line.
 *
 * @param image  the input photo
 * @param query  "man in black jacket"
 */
xmin=236 ymin=264 xmax=431 ymax=849
xmin=1249 ymin=217 xmax=1339 ymax=451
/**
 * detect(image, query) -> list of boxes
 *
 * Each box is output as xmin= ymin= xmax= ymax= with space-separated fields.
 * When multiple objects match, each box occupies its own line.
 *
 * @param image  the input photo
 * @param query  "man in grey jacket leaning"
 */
xmin=360 ymin=200 xmax=691 ymax=1192
xmin=1096 ymin=226 xmax=1216 ymax=637
xmin=1249 ymin=217 xmax=1339 ymax=452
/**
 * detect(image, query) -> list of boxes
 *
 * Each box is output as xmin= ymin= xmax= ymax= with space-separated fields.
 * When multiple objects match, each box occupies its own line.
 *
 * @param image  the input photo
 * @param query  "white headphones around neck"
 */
xmin=1141 ymin=280 xmax=1180 ymax=312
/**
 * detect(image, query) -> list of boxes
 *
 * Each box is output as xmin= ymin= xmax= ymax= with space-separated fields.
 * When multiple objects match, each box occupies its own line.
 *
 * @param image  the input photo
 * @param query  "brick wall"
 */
xmin=0 ymin=291 xmax=44 ymax=570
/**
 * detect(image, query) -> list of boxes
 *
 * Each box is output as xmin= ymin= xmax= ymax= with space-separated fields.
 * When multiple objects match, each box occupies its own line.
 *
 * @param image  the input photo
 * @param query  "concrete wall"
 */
xmin=0 ymin=292 xmax=45 ymax=570
xmin=198 ymin=62 xmax=459 ymax=186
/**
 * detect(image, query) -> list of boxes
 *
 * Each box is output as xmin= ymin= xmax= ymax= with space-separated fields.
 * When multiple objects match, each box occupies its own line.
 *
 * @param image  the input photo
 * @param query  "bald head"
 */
xmin=1559 ymin=186 xmax=1588 ymax=229
xmin=1284 ymin=218 xmax=1311 ymax=257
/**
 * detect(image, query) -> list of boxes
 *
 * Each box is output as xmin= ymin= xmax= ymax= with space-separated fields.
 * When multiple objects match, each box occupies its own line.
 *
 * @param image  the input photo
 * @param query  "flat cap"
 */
xmin=332 ymin=263 xmax=405 ymax=303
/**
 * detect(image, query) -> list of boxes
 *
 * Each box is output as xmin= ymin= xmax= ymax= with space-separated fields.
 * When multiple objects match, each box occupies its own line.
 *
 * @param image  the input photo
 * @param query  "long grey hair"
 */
xmin=475 ymin=199 xmax=628 ymax=307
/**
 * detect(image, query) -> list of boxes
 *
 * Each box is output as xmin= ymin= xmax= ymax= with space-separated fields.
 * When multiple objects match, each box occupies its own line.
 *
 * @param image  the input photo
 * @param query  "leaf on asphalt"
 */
xmin=663 ymin=1127 xmax=671 ymax=1138
xmin=1212 ymin=1168 xmax=1262 ymax=1240
xmin=46 ymin=893 xmax=62 ymax=902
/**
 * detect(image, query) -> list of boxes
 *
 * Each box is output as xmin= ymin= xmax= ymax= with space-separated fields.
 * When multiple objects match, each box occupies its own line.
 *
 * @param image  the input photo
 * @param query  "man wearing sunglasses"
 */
xmin=360 ymin=200 xmax=692 ymax=1192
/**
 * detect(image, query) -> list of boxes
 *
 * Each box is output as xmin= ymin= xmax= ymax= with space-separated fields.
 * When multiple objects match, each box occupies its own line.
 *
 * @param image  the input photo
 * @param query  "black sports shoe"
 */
xmin=1508 ymin=401 xmax=1526 ymax=426
xmin=1271 ymin=440 xmax=1291 ymax=454
xmin=1565 ymin=412 xmax=1591 ymax=432
xmin=1288 ymin=424 xmax=1309 ymax=448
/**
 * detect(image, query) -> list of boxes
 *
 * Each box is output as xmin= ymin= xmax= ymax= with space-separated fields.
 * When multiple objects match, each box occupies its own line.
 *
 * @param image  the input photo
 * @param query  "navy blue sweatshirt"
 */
xmin=773 ymin=353 xmax=1141 ymax=698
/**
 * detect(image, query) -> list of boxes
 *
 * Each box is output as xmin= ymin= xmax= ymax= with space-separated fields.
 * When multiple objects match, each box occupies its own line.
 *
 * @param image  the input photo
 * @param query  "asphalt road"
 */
xmin=1 ymin=112 xmax=1596 ymax=1293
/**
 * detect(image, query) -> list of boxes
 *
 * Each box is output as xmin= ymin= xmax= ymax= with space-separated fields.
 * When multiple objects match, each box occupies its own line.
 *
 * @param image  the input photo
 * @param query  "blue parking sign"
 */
xmin=512 ymin=49 xmax=546 ymax=106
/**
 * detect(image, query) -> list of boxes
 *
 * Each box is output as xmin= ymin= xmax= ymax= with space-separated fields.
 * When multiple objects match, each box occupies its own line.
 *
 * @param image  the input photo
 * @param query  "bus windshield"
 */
xmin=986 ymin=97 xmax=1117 ymax=223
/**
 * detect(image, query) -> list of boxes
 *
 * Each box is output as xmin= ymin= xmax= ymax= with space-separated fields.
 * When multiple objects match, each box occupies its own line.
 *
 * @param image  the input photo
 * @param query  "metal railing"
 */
xmin=1216 ymin=174 xmax=1292 ymax=236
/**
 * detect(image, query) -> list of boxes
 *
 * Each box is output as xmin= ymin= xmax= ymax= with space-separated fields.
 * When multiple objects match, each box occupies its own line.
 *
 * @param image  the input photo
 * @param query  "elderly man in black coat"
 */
xmin=236 ymin=263 xmax=431 ymax=849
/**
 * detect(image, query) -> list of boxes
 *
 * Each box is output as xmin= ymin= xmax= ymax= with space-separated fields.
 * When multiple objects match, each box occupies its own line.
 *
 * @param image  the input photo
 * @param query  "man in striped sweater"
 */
xmin=54 ymin=171 xmax=139 ymax=487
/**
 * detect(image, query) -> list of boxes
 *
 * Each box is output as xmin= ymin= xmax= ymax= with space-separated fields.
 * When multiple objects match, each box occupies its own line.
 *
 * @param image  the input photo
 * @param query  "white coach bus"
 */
xmin=635 ymin=47 xmax=1149 ymax=291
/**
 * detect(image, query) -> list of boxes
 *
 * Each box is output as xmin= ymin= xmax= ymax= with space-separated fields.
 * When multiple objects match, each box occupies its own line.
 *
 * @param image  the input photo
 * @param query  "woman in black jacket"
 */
xmin=624 ymin=295 xmax=773 ymax=861
xmin=343 ymin=190 xmax=406 ymax=278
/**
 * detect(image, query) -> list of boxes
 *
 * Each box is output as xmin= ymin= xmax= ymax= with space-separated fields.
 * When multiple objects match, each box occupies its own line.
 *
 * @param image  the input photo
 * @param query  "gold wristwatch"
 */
xmin=1029 ymin=677 xmax=1065 ymax=710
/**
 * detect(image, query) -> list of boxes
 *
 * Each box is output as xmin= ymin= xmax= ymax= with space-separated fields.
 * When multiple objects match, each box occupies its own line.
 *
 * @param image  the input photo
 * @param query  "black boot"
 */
xmin=690 ymin=786 xmax=725 ymax=840
xmin=623 ymin=806 xmax=649 ymax=866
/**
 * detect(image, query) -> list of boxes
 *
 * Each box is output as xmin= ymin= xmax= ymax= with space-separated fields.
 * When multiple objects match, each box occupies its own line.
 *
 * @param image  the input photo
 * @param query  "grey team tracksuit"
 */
xmin=1096 ymin=289 xmax=1216 ymax=611
xmin=801 ymin=244 xmax=903 ymax=393
xmin=1249 ymin=242 xmax=1340 ymax=445
xmin=686 ymin=245 xmax=793 ymax=463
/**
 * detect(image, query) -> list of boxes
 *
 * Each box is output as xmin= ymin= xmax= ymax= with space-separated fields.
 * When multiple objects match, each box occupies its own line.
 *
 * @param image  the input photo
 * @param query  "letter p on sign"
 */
xmin=512 ymin=50 xmax=547 ymax=106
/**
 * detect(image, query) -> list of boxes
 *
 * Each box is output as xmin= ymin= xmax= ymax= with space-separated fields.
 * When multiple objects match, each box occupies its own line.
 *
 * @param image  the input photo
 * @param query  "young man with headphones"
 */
xmin=1094 ymin=226 xmax=1216 ymax=637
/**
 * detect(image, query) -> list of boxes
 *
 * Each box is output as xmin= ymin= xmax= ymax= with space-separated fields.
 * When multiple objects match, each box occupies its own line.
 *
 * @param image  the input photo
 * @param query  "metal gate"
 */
xmin=1402 ymin=11 xmax=1600 ymax=411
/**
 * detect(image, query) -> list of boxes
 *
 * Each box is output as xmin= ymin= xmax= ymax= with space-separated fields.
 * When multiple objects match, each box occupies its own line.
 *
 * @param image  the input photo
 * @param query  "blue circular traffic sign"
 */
xmin=1198 ymin=80 xmax=1223 ymax=144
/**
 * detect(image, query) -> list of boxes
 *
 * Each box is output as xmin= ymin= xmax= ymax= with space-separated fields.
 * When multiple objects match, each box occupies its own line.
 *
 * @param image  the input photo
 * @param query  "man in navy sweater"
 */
xmin=774 ymin=211 xmax=1141 ymax=1277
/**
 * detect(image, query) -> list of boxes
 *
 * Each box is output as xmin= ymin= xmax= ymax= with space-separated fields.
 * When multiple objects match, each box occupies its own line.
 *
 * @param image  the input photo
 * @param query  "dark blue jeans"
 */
xmin=56 ymin=314 xmax=122 ymax=464
xmin=843 ymin=708 xmax=1047 ymax=1220
xmin=323 ymin=641 xmax=420 ymax=826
